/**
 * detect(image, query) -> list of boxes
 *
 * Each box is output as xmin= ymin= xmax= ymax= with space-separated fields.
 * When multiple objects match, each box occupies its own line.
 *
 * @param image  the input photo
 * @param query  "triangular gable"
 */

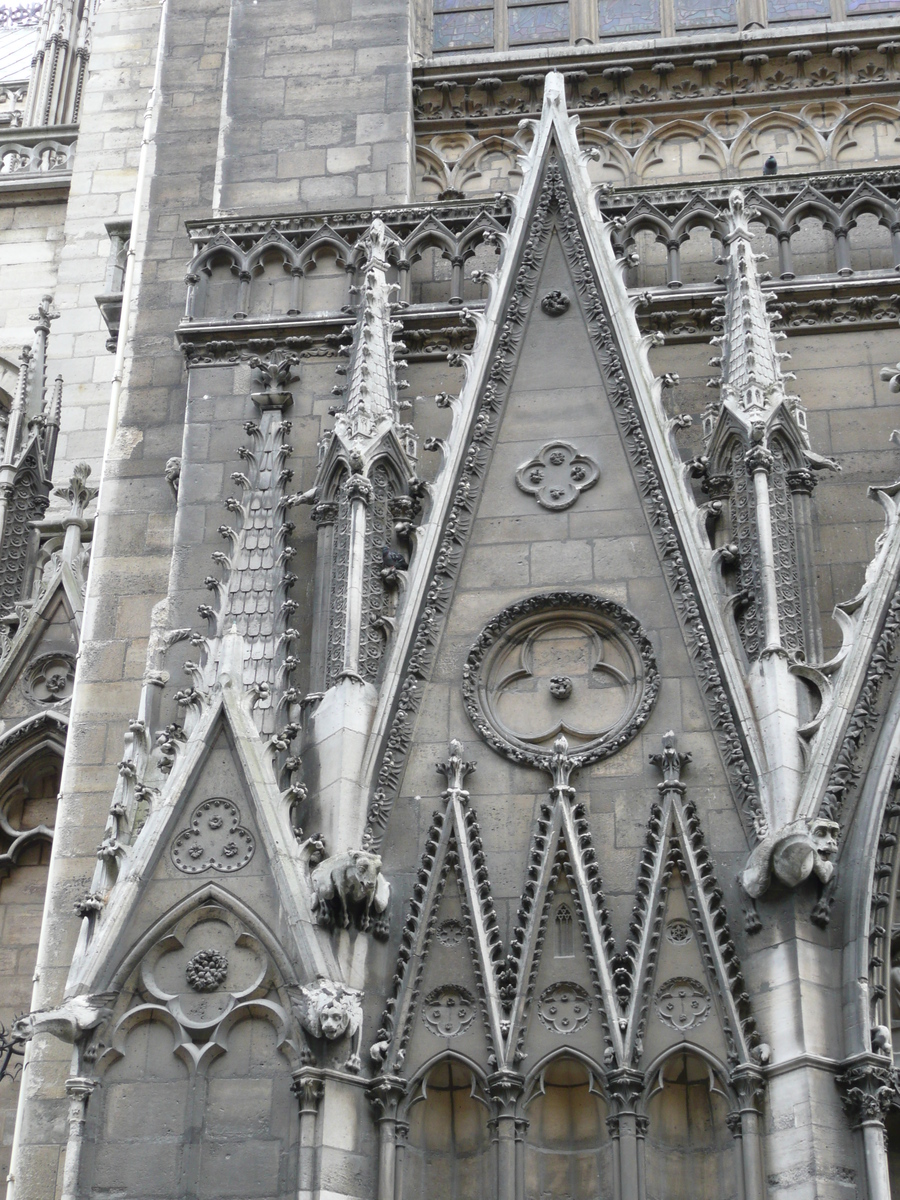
xmin=361 ymin=72 xmax=766 ymax=853
xmin=372 ymin=742 xmax=504 ymax=1075
xmin=66 ymin=681 xmax=338 ymax=996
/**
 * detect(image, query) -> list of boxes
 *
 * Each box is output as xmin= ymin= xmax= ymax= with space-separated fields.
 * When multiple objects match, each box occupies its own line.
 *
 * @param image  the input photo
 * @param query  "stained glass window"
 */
xmin=766 ymin=0 xmax=828 ymax=17
xmin=508 ymin=0 xmax=570 ymax=42
xmin=846 ymin=0 xmax=900 ymax=13
xmin=674 ymin=0 xmax=736 ymax=25
xmin=434 ymin=0 xmax=494 ymax=51
xmin=598 ymin=0 xmax=660 ymax=36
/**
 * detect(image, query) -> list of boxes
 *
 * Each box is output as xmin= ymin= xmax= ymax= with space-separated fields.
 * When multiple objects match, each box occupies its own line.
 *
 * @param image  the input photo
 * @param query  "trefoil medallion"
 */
xmin=463 ymin=592 xmax=658 ymax=769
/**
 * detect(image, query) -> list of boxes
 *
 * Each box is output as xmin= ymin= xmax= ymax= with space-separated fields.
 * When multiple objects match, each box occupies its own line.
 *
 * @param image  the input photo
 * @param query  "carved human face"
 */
xmin=319 ymin=999 xmax=349 ymax=1039
xmin=810 ymin=819 xmax=838 ymax=859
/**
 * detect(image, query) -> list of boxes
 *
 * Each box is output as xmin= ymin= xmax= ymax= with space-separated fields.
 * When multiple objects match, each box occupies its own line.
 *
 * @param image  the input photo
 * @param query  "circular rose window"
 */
xmin=463 ymin=592 xmax=658 ymax=768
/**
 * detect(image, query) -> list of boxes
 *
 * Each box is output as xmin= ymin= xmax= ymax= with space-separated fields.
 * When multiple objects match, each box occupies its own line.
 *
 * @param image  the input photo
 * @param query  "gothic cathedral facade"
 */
xmin=0 ymin=0 xmax=898 ymax=1196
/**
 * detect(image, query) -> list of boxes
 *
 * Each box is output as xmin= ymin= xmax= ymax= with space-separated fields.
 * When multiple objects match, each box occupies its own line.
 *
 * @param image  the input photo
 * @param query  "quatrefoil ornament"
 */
xmin=515 ymin=441 xmax=599 ymax=511
xmin=171 ymin=798 xmax=255 ymax=874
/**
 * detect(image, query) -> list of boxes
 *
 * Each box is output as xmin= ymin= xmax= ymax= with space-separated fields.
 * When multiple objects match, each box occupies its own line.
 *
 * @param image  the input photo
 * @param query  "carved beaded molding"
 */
xmin=364 ymin=153 xmax=763 ymax=846
xmin=463 ymin=593 xmax=658 ymax=768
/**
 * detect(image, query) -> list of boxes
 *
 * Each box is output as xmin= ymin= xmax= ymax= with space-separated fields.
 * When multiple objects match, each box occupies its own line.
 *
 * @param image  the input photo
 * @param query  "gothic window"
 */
xmin=405 ymin=1060 xmax=492 ymax=1200
xmin=433 ymin=0 xmax=495 ymax=51
xmin=644 ymin=1052 xmax=738 ymax=1200
xmin=555 ymin=903 xmax=575 ymax=957
xmin=523 ymin=1057 xmax=612 ymax=1200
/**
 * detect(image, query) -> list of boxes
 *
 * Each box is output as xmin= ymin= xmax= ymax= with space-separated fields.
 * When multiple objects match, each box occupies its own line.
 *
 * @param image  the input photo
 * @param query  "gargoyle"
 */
xmin=741 ymin=817 xmax=838 ymax=899
xmin=310 ymin=848 xmax=390 ymax=937
xmin=13 ymin=992 xmax=116 ymax=1045
xmin=294 ymin=978 xmax=363 ymax=1072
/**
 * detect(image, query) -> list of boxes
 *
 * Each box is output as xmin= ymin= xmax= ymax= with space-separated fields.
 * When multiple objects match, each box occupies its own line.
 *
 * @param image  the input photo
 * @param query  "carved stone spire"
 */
xmin=708 ymin=189 xmax=798 ymax=436
xmin=191 ymin=353 xmax=300 ymax=732
xmin=335 ymin=218 xmax=406 ymax=449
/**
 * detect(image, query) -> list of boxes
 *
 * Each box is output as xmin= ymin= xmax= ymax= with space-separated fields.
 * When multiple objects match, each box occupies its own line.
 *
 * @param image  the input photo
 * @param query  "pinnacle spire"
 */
xmin=336 ymin=218 xmax=405 ymax=448
xmin=707 ymin=189 xmax=799 ymax=440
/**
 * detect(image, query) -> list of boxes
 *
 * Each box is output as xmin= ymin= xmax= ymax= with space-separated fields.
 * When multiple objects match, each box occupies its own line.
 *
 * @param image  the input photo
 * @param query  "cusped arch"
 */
xmin=730 ymin=111 xmax=826 ymax=176
xmin=191 ymin=234 xmax=245 ymax=277
xmin=840 ymin=181 xmax=899 ymax=229
xmin=405 ymin=215 xmax=458 ymax=262
xmin=451 ymin=134 xmax=523 ymax=195
xmin=641 ymin=1041 xmax=737 ymax=1111
xmin=622 ymin=200 xmax=672 ymax=244
xmin=523 ymin=1045 xmax=609 ymax=1099
xmin=633 ymin=121 xmax=727 ymax=184
xmin=246 ymin=228 xmax=299 ymax=275
xmin=107 ymin=883 xmax=302 ymax=995
xmin=0 ymin=710 xmax=65 ymax=875
xmin=456 ymin=213 xmax=506 ymax=259
xmin=297 ymin=225 xmax=352 ymax=274
xmin=401 ymin=1047 xmax=492 ymax=1108
xmin=829 ymin=103 xmax=900 ymax=167
xmin=415 ymin=143 xmax=452 ymax=198
xmin=577 ymin=127 xmax=633 ymax=187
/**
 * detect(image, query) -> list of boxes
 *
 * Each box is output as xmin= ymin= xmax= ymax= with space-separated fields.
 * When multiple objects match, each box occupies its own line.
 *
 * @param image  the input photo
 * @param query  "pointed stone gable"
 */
xmin=366 ymin=107 xmax=765 ymax=859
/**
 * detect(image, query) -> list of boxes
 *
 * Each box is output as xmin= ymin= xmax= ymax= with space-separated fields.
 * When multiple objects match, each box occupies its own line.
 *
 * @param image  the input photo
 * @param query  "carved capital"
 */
xmin=65 ymin=1075 xmax=96 ymax=1102
xmin=487 ymin=1069 xmax=525 ymax=1118
xmin=346 ymin=475 xmax=374 ymax=505
xmin=836 ymin=1059 xmax=898 ymax=1127
xmin=746 ymin=445 xmax=774 ymax=475
xmin=607 ymin=1067 xmax=644 ymax=1113
xmin=367 ymin=1074 xmax=406 ymax=1121
xmin=786 ymin=467 xmax=817 ymax=495
xmin=312 ymin=501 xmax=339 ymax=526
xmin=292 ymin=1070 xmax=325 ymax=1114
xmin=705 ymin=473 xmax=733 ymax=500
xmin=730 ymin=1065 xmax=766 ymax=1112
xmin=726 ymin=1110 xmax=743 ymax=1138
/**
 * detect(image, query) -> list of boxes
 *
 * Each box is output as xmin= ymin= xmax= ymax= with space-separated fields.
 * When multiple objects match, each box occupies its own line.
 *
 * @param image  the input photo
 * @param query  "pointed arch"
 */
xmin=730 ymin=111 xmax=826 ymax=175
xmin=829 ymin=103 xmax=900 ymax=167
xmin=642 ymin=1046 xmax=740 ymax=1200
xmin=402 ymin=1055 xmax=493 ymax=1200
xmin=415 ymin=142 xmax=452 ymax=198
xmin=451 ymin=134 xmax=523 ymax=195
xmin=0 ymin=710 xmax=65 ymax=877
xmin=107 ymin=882 xmax=302 ymax=993
xmin=633 ymin=121 xmax=727 ymax=184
